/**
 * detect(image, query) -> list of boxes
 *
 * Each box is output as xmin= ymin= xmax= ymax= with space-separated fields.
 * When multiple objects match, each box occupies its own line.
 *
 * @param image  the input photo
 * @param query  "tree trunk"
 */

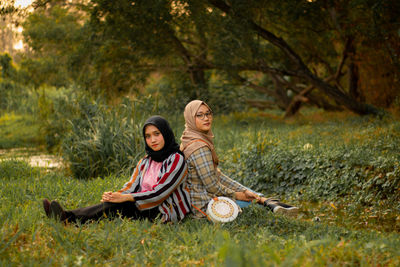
xmin=208 ymin=0 xmax=380 ymax=116
xmin=347 ymin=40 xmax=363 ymax=102
xmin=167 ymin=26 xmax=208 ymax=99
xmin=189 ymin=66 xmax=208 ymax=99
xmin=271 ymin=74 xmax=292 ymax=110
xmin=305 ymin=72 xmax=376 ymax=115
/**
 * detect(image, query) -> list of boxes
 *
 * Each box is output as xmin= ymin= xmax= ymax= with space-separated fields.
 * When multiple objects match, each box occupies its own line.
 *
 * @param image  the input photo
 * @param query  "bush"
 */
xmin=221 ymin=114 xmax=400 ymax=208
xmin=0 ymin=53 xmax=38 ymax=115
xmin=35 ymin=87 xmax=179 ymax=179
xmin=61 ymin=97 xmax=155 ymax=179
xmin=36 ymin=86 xmax=92 ymax=151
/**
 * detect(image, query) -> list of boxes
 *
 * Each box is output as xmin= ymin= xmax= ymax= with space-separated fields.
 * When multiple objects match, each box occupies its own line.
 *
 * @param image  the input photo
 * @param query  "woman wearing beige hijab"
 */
xmin=180 ymin=100 xmax=298 ymax=219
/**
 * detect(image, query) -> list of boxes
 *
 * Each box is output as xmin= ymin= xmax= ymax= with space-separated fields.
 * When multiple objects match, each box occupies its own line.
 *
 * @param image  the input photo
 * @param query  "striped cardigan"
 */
xmin=118 ymin=152 xmax=191 ymax=222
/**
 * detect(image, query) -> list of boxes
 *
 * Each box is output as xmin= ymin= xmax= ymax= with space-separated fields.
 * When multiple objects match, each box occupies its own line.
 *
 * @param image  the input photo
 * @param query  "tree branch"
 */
xmin=208 ymin=0 xmax=379 ymax=115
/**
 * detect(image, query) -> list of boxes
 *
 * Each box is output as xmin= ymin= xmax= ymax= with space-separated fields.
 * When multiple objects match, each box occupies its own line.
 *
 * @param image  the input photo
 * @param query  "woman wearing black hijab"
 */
xmin=43 ymin=116 xmax=191 ymax=223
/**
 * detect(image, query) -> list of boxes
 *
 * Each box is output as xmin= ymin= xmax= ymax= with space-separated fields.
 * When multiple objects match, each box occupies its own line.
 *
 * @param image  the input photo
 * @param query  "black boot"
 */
xmin=50 ymin=201 xmax=67 ymax=222
xmin=43 ymin=199 xmax=52 ymax=218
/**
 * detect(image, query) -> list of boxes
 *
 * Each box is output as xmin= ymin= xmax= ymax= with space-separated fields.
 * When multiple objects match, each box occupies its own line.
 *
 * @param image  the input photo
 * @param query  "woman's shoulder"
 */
xmin=186 ymin=146 xmax=212 ymax=159
xmin=184 ymin=139 xmax=210 ymax=150
xmin=165 ymin=152 xmax=186 ymax=163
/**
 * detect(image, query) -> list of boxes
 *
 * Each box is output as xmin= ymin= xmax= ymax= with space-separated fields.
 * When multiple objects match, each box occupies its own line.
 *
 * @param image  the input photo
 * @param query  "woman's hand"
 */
xmin=101 ymin=192 xmax=134 ymax=203
xmin=235 ymin=190 xmax=261 ymax=202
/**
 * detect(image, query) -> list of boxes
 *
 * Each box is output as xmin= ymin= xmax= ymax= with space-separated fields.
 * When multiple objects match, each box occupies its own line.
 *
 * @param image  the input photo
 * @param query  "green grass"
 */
xmin=0 ymin=161 xmax=399 ymax=266
xmin=0 ymin=113 xmax=43 ymax=149
xmin=0 ymin=162 xmax=399 ymax=266
xmin=1 ymin=109 xmax=400 ymax=266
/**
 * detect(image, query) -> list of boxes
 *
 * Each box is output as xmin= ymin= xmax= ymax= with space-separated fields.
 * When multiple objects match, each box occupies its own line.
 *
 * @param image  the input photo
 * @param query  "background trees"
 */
xmin=5 ymin=0 xmax=399 ymax=115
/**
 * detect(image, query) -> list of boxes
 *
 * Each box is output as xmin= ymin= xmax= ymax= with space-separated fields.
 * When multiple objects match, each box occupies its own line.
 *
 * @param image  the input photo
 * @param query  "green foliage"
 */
xmin=15 ymin=0 xmax=399 ymax=114
xmin=0 ymin=113 xmax=42 ymax=149
xmin=218 ymin=114 xmax=400 ymax=210
xmin=21 ymin=3 xmax=96 ymax=89
xmin=0 ymin=54 xmax=15 ymax=79
xmin=0 ymin=53 xmax=37 ymax=114
xmin=146 ymin=71 xmax=251 ymax=115
xmin=34 ymin=87 xmax=180 ymax=179
xmin=62 ymin=98 xmax=147 ymax=179
xmin=35 ymin=86 xmax=87 ymax=150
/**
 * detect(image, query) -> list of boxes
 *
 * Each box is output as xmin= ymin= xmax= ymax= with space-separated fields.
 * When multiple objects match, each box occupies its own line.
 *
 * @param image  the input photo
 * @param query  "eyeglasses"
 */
xmin=195 ymin=111 xmax=213 ymax=120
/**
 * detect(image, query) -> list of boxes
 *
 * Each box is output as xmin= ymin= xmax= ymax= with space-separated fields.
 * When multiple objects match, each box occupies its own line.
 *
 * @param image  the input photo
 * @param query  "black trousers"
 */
xmin=65 ymin=202 xmax=160 ymax=224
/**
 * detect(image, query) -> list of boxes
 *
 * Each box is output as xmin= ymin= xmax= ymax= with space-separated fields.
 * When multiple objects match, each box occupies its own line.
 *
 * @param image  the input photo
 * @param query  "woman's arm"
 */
xmin=189 ymin=147 xmax=238 ymax=198
xmin=131 ymin=153 xmax=188 ymax=210
xmin=218 ymin=171 xmax=248 ymax=193
xmin=235 ymin=190 xmax=262 ymax=202
xmin=101 ymin=191 xmax=134 ymax=203
xmin=100 ymin=159 xmax=145 ymax=203
xmin=217 ymin=171 xmax=261 ymax=202
xmin=118 ymin=158 xmax=145 ymax=194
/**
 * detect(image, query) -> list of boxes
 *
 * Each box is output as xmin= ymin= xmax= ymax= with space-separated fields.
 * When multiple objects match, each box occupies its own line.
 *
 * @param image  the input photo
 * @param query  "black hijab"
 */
xmin=142 ymin=116 xmax=183 ymax=162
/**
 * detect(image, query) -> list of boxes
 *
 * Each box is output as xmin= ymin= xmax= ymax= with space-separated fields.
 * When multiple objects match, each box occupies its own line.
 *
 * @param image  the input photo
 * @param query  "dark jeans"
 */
xmin=65 ymin=202 xmax=160 ymax=224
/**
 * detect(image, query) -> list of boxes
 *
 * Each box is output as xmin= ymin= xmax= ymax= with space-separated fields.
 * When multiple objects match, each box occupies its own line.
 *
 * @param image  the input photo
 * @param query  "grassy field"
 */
xmin=0 ymin=113 xmax=44 ymax=149
xmin=0 ymin=109 xmax=399 ymax=266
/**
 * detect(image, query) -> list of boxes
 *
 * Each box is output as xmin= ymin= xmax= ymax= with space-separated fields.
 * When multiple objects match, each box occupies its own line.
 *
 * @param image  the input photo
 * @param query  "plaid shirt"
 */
xmin=186 ymin=146 xmax=248 ymax=218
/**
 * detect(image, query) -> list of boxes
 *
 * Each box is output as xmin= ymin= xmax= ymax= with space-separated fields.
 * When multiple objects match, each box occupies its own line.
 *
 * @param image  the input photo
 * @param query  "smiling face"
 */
xmin=195 ymin=104 xmax=213 ymax=132
xmin=144 ymin=125 xmax=165 ymax=151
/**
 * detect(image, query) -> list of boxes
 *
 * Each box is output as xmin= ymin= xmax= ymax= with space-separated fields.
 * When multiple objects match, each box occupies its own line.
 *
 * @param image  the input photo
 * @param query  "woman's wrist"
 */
xmin=234 ymin=191 xmax=245 ymax=201
xmin=121 ymin=193 xmax=134 ymax=202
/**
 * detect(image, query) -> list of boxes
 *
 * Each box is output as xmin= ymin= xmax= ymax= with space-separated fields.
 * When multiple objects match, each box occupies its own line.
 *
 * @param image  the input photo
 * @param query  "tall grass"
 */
xmin=61 ymin=98 xmax=148 ymax=179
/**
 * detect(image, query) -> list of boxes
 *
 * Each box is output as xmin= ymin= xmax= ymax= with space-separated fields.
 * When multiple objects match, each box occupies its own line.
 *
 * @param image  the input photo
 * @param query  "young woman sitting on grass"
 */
xmin=43 ymin=116 xmax=191 ymax=224
xmin=180 ymin=100 xmax=298 ymax=219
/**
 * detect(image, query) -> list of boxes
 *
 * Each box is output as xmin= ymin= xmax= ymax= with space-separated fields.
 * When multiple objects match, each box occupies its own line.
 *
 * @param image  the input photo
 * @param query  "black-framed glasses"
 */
xmin=195 ymin=111 xmax=213 ymax=120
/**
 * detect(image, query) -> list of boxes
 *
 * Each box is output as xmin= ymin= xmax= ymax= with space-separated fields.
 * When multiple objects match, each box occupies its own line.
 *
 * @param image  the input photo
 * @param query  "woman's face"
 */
xmin=195 ymin=104 xmax=213 ymax=132
xmin=144 ymin=125 xmax=165 ymax=151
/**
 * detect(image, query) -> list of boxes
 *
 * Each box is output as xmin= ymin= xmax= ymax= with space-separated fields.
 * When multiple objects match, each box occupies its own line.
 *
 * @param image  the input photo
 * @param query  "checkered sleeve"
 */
xmin=190 ymin=147 xmax=237 ymax=198
xmin=218 ymin=170 xmax=248 ymax=193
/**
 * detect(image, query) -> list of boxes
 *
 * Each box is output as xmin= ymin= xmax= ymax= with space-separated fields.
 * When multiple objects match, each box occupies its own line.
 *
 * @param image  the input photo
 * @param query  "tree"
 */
xmin=0 ymin=1 xmax=28 ymax=59
xmin=21 ymin=0 xmax=96 ymax=89
xmin=20 ymin=0 xmax=398 ymax=114
xmin=204 ymin=0 xmax=387 ymax=115
xmin=88 ymin=0 xmax=217 ymax=98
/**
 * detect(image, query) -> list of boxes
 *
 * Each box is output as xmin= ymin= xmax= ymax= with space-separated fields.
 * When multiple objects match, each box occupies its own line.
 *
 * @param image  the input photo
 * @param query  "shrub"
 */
xmin=61 ymin=97 xmax=152 ymax=179
xmin=36 ymin=86 xmax=93 ymax=151
xmin=221 ymin=114 xmax=400 ymax=208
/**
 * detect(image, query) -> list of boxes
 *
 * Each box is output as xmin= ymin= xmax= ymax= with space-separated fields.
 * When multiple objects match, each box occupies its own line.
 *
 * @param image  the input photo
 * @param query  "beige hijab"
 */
xmin=180 ymin=100 xmax=219 ymax=165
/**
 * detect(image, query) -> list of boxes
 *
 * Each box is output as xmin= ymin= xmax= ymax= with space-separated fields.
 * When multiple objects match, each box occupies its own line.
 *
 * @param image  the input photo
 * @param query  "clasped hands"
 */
xmin=101 ymin=191 xmax=134 ymax=203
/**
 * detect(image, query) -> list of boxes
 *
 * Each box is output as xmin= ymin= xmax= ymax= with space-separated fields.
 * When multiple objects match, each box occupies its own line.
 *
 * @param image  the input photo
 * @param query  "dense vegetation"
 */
xmin=2 ymin=0 xmax=399 ymax=116
xmin=1 ymin=108 xmax=400 ymax=265
xmin=1 ymin=0 xmax=399 ymax=265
